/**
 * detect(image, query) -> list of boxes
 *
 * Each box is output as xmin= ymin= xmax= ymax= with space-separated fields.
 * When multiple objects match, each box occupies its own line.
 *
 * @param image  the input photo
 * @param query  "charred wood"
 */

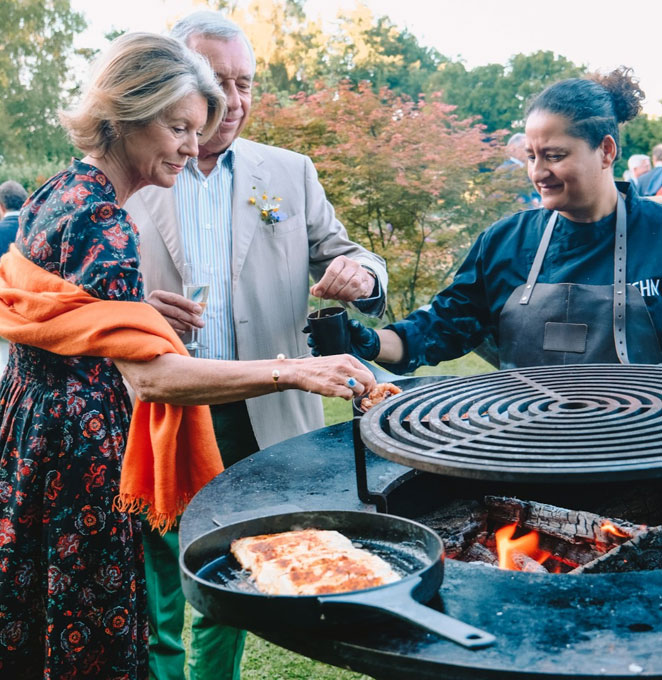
xmin=537 ymin=535 xmax=594 ymax=568
xmin=511 ymin=551 xmax=549 ymax=573
xmin=416 ymin=499 xmax=486 ymax=557
xmin=572 ymin=526 xmax=662 ymax=574
xmin=460 ymin=542 xmax=499 ymax=566
xmin=484 ymin=496 xmax=643 ymax=549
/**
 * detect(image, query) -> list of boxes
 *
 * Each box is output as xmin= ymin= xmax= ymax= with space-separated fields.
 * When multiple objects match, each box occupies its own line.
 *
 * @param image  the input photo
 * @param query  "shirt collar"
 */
xmin=186 ymin=140 xmax=237 ymax=177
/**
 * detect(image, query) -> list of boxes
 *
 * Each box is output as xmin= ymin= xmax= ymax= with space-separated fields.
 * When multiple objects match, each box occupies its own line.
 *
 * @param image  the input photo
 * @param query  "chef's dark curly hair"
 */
xmin=526 ymin=67 xmax=645 ymax=157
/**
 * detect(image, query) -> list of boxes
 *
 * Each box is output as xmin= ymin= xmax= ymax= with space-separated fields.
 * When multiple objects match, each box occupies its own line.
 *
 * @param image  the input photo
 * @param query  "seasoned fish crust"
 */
xmin=231 ymin=528 xmax=400 ymax=595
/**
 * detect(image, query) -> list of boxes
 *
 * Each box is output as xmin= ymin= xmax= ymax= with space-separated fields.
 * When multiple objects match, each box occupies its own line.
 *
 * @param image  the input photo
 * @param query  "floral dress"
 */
xmin=0 ymin=160 xmax=149 ymax=679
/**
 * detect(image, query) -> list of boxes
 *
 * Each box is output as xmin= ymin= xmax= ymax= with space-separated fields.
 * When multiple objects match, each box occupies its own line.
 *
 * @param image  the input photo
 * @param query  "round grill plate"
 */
xmin=359 ymin=364 xmax=662 ymax=482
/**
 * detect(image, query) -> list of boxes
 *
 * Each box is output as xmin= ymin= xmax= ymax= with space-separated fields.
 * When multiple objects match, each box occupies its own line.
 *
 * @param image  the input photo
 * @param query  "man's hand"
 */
xmin=145 ymin=290 xmax=204 ymax=335
xmin=310 ymin=256 xmax=375 ymax=302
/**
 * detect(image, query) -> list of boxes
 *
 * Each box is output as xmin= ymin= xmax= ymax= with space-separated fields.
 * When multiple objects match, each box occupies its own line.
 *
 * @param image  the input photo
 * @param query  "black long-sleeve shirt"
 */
xmin=386 ymin=183 xmax=662 ymax=374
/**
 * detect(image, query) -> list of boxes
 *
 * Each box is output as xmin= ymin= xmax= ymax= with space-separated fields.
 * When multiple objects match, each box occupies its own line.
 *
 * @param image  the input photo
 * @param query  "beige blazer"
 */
xmin=125 ymin=138 xmax=387 ymax=449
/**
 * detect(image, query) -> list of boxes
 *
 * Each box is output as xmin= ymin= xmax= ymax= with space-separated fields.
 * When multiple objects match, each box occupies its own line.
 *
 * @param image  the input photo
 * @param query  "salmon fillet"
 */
xmin=231 ymin=528 xmax=400 ymax=595
xmin=360 ymin=382 xmax=402 ymax=412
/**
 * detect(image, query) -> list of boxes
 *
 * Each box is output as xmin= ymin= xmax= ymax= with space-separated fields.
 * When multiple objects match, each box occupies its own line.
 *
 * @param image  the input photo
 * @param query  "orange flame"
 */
xmin=495 ymin=523 xmax=550 ymax=571
xmin=601 ymin=522 xmax=630 ymax=538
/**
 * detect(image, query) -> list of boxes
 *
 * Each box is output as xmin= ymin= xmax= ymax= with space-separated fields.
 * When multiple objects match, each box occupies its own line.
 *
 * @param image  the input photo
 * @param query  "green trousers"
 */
xmin=144 ymin=401 xmax=259 ymax=680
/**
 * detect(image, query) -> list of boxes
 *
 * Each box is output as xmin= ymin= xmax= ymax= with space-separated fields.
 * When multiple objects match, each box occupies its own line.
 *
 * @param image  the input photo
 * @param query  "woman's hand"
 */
xmin=116 ymin=352 xmax=378 ymax=405
xmin=145 ymin=289 xmax=204 ymax=335
xmin=282 ymin=354 xmax=377 ymax=400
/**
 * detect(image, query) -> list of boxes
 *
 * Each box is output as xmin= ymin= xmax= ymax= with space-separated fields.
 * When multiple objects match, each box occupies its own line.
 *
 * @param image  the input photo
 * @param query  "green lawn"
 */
xmin=185 ymin=353 xmax=493 ymax=679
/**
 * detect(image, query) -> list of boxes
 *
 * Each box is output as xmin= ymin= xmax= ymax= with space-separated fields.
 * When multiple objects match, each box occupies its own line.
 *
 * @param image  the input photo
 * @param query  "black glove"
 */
xmin=304 ymin=319 xmax=381 ymax=360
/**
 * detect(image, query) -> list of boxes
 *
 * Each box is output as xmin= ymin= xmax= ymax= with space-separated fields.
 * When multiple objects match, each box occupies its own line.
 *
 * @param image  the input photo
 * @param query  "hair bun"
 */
xmin=593 ymin=66 xmax=644 ymax=124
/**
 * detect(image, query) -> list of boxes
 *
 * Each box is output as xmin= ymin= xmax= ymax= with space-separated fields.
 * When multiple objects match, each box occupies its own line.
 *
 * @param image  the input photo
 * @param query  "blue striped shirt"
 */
xmin=174 ymin=143 xmax=236 ymax=359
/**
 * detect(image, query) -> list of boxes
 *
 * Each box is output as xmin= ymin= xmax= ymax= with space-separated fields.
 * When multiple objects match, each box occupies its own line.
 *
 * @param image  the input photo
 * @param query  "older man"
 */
xmin=627 ymin=153 xmax=652 ymax=191
xmin=124 ymin=11 xmax=387 ymax=680
xmin=637 ymin=144 xmax=662 ymax=199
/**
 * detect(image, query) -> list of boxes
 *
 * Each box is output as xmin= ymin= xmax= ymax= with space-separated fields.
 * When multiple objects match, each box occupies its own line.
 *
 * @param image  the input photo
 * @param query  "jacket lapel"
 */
xmin=232 ymin=139 xmax=269 ymax=282
xmin=139 ymin=186 xmax=186 ymax=275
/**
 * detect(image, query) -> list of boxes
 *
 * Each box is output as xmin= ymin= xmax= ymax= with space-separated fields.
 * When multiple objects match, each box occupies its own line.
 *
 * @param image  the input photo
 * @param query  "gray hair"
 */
xmin=170 ymin=11 xmax=256 ymax=77
xmin=507 ymin=133 xmax=526 ymax=147
xmin=0 ymin=180 xmax=28 ymax=211
xmin=60 ymin=32 xmax=226 ymax=155
xmin=652 ymin=144 xmax=662 ymax=163
xmin=627 ymin=153 xmax=651 ymax=173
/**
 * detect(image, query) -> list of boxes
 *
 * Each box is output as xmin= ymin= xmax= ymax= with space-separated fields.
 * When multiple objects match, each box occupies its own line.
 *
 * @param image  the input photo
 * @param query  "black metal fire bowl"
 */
xmin=181 ymin=421 xmax=662 ymax=679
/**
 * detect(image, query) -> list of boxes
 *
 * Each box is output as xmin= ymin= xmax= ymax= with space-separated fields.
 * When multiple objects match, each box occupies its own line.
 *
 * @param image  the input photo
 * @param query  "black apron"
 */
xmin=498 ymin=195 xmax=662 ymax=369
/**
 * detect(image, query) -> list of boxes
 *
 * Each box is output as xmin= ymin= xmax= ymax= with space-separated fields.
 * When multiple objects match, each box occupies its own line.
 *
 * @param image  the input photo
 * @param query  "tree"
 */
xmin=246 ymin=82 xmax=523 ymax=320
xmin=228 ymin=0 xmax=329 ymax=94
xmin=229 ymin=0 xmax=443 ymax=99
xmin=430 ymin=51 xmax=586 ymax=132
xmin=324 ymin=8 xmax=444 ymax=99
xmin=0 ymin=0 xmax=88 ymax=164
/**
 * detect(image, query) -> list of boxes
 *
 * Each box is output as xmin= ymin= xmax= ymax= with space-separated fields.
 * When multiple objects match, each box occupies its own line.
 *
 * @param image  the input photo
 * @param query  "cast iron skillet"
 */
xmin=180 ymin=510 xmax=495 ymax=649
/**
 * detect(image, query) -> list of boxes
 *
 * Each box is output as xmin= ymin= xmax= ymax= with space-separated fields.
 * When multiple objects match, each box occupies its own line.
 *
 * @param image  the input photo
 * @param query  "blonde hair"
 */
xmin=60 ymin=32 xmax=225 ymax=154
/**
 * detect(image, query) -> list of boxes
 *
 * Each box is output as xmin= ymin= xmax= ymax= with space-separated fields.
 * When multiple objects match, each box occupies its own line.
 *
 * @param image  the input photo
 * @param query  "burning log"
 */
xmin=511 ymin=551 xmax=549 ymax=573
xmin=416 ymin=499 xmax=486 ymax=557
xmin=484 ymin=496 xmax=643 ymax=549
xmin=572 ymin=526 xmax=662 ymax=574
xmin=460 ymin=542 xmax=499 ymax=566
xmin=415 ymin=492 xmax=659 ymax=575
xmin=494 ymin=523 xmax=551 ymax=572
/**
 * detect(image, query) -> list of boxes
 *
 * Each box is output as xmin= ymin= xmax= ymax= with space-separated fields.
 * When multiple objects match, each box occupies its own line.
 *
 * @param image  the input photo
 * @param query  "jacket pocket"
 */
xmin=262 ymin=213 xmax=304 ymax=236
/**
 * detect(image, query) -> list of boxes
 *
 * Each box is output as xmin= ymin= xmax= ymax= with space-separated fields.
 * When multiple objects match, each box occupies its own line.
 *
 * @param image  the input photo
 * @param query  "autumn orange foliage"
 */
xmin=246 ymin=81 xmax=528 ymax=320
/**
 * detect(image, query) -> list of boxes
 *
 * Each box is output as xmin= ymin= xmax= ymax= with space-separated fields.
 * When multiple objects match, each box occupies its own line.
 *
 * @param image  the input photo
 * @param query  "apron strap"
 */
xmin=518 ymin=211 xmax=558 ymax=305
xmin=613 ymin=193 xmax=628 ymax=364
xmin=518 ymin=194 xmax=629 ymax=362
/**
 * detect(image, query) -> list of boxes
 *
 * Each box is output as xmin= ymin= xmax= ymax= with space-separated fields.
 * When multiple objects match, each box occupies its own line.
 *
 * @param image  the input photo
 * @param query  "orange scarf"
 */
xmin=0 ymin=245 xmax=223 ymax=533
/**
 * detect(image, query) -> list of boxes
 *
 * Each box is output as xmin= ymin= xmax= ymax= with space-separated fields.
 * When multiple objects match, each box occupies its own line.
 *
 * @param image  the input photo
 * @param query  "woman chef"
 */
xmin=333 ymin=68 xmax=662 ymax=372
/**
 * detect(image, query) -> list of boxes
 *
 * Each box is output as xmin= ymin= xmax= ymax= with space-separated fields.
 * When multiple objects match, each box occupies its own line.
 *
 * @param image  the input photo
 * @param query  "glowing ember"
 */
xmin=601 ymin=522 xmax=630 ymax=538
xmin=495 ymin=523 xmax=551 ymax=571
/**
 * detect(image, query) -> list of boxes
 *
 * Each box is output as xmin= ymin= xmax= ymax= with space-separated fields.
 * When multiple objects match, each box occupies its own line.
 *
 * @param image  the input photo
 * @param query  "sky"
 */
xmin=70 ymin=0 xmax=662 ymax=116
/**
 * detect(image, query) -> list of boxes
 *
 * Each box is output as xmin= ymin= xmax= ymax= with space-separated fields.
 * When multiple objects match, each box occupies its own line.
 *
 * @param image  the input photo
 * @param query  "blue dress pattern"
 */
xmin=0 ymin=160 xmax=149 ymax=679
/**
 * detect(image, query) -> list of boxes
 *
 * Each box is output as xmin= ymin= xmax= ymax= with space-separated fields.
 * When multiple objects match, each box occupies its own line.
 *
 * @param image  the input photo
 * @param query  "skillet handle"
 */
xmin=320 ymin=579 xmax=496 ymax=650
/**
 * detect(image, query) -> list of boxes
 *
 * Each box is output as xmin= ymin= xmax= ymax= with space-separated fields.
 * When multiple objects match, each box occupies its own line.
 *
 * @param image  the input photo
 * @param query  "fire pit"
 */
xmin=180 ymin=406 xmax=662 ymax=679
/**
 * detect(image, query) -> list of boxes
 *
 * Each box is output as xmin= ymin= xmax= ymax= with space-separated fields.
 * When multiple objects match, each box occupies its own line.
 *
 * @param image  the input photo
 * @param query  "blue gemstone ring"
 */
xmin=346 ymin=376 xmax=357 ymax=388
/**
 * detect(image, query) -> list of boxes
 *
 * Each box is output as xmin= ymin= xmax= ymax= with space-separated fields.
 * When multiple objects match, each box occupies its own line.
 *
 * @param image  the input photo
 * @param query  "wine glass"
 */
xmin=182 ymin=262 xmax=210 ymax=353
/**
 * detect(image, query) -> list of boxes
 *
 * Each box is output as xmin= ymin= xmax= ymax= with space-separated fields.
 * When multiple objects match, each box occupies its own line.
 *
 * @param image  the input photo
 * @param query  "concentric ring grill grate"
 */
xmin=359 ymin=364 xmax=662 ymax=482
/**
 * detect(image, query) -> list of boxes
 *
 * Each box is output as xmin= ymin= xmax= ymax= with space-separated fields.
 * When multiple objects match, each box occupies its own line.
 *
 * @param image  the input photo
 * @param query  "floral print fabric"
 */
xmin=0 ymin=160 xmax=149 ymax=679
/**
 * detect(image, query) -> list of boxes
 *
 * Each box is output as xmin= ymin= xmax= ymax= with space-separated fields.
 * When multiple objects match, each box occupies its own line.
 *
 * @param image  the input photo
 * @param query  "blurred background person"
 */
xmin=0 ymin=179 xmax=28 ymax=256
xmin=627 ymin=152 xmax=652 ymax=191
xmin=0 ymin=180 xmax=27 ymax=370
xmin=637 ymin=143 xmax=662 ymax=200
